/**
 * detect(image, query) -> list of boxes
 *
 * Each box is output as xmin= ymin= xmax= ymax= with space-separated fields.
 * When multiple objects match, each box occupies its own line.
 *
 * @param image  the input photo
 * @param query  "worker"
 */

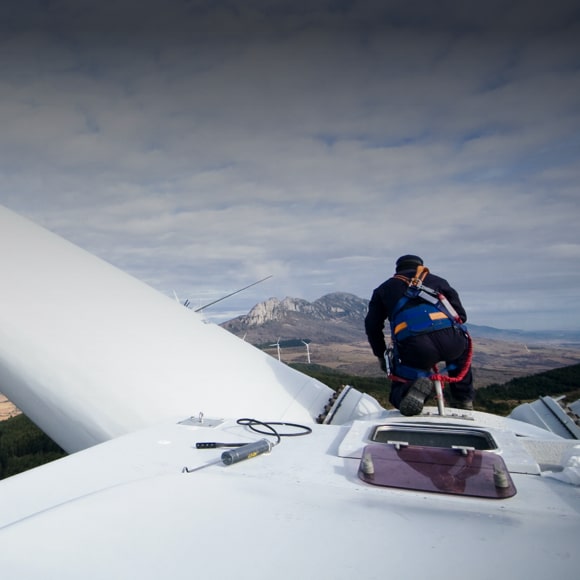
xmin=365 ymin=255 xmax=474 ymax=415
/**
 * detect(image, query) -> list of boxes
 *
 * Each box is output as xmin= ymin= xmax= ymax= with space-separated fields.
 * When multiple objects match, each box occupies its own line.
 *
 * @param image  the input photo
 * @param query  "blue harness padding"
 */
xmin=388 ymin=277 xmax=465 ymax=381
xmin=390 ymin=302 xmax=453 ymax=341
xmin=389 ymin=288 xmax=455 ymax=342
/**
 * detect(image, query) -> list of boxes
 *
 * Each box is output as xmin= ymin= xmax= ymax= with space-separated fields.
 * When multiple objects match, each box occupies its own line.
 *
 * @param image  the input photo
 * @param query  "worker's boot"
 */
xmin=399 ymin=378 xmax=433 ymax=416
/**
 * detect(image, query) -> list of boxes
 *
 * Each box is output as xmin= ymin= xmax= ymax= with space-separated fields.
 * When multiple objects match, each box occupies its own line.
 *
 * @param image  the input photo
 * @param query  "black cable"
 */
xmin=195 ymin=418 xmax=312 ymax=450
xmin=236 ymin=418 xmax=312 ymax=445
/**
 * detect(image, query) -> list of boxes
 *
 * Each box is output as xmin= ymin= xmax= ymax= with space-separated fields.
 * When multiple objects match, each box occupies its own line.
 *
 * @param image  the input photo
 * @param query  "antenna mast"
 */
xmin=193 ymin=275 xmax=273 ymax=312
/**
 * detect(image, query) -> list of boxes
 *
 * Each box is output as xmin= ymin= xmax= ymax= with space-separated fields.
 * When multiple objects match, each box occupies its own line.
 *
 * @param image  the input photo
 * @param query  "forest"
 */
xmin=1 ymin=362 xmax=579 ymax=480
xmin=0 ymin=414 xmax=66 ymax=480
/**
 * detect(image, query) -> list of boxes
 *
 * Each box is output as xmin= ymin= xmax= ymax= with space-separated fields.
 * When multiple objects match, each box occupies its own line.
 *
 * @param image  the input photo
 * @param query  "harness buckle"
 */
xmin=408 ymin=276 xmax=423 ymax=289
xmin=408 ymin=265 xmax=429 ymax=289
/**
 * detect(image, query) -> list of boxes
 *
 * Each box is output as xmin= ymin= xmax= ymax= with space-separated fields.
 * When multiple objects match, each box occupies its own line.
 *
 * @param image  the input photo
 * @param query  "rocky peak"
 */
xmin=238 ymin=293 xmax=368 ymax=327
xmin=243 ymin=296 xmax=314 ymax=326
xmin=221 ymin=292 xmax=370 ymax=344
xmin=312 ymin=292 xmax=369 ymax=320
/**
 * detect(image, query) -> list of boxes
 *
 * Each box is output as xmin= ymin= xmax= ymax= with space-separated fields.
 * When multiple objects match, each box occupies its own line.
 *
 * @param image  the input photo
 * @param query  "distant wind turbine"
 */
xmin=301 ymin=340 xmax=311 ymax=364
xmin=270 ymin=338 xmax=281 ymax=361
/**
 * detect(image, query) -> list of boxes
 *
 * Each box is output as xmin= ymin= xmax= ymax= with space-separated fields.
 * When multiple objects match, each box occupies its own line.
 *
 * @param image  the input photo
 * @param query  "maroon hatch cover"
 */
xmin=358 ymin=443 xmax=516 ymax=499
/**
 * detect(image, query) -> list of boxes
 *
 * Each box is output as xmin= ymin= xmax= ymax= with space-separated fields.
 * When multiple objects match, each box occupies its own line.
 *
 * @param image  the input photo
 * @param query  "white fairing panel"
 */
xmin=0 ymin=413 xmax=579 ymax=579
xmin=0 ymin=205 xmax=342 ymax=452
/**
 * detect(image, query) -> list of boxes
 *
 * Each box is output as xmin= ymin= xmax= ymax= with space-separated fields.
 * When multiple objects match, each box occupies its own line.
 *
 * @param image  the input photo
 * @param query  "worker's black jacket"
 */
xmin=364 ymin=268 xmax=467 ymax=359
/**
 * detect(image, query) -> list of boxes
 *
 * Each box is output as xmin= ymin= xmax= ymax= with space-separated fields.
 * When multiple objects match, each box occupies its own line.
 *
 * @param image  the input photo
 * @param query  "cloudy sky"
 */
xmin=1 ymin=0 xmax=579 ymax=331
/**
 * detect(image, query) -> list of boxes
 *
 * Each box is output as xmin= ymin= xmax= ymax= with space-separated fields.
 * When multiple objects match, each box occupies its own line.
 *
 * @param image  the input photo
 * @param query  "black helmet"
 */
xmin=395 ymin=254 xmax=423 ymax=272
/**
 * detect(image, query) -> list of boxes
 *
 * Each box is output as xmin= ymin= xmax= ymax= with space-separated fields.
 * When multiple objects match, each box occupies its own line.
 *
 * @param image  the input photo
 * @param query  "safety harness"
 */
xmin=386 ymin=265 xmax=472 ymax=384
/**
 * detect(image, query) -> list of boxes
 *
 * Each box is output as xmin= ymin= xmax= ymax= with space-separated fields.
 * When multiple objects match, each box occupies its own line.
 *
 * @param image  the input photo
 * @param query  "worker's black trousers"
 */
xmin=390 ymin=326 xmax=474 ymax=409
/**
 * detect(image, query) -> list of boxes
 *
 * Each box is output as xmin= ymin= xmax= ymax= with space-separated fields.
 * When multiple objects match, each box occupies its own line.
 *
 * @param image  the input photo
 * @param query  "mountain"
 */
xmin=221 ymin=292 xmax=369 ymax=344
xmin=221 ymin=292 xmax=580 ymax=346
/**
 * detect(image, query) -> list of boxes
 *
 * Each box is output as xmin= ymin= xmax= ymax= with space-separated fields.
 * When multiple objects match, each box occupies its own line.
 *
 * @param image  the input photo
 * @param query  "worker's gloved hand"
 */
xmin=378 ymin=357 xmax=387 ymax=373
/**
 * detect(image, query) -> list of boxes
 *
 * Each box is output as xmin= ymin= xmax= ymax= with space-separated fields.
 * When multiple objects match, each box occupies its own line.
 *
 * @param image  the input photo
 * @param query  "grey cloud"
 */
xmin=1 ymin=1 xmax=579 ymax=330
